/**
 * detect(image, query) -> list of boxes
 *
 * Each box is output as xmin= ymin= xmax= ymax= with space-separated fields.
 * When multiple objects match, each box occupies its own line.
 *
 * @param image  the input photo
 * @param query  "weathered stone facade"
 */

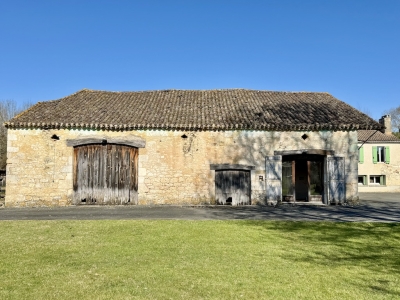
xmin=6 ymin=128 xmax=358 ymax=207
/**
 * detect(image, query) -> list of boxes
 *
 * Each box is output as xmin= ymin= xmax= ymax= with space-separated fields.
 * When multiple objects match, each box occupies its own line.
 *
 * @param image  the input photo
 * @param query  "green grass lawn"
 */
xmin=1 ymin=221 xmax=399 ymax=299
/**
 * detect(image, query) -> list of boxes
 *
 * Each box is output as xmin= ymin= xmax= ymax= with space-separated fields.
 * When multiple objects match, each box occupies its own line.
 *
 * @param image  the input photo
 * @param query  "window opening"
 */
xmin=370 ymin=175 xmax=385 ymax=185
xmin=377 ymin=146 xmax=385 ymax=162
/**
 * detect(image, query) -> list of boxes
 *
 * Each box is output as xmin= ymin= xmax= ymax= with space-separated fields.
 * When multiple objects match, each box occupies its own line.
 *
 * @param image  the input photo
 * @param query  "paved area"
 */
xmin=357 ymin=192 xmax=400 ymax=202
xmin=0 ymin=192 xmax=398 ymax=222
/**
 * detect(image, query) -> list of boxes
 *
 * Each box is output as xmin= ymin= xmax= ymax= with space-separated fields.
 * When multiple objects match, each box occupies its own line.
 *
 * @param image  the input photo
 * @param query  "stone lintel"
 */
xmin=210 ymin=164 xmax=255 ymax=171
xmin=274 ymin=149 xmax=335 ymax=156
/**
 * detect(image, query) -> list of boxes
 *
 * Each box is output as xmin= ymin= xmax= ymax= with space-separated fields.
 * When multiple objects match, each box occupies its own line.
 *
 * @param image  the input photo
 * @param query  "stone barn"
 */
xmin=4 ymin=89 xmax=381 ymax=207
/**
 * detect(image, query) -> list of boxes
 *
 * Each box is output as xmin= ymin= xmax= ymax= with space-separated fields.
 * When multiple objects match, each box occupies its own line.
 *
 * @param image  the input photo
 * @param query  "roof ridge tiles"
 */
xmin=71 ymin=88 xmax=331 ymax=94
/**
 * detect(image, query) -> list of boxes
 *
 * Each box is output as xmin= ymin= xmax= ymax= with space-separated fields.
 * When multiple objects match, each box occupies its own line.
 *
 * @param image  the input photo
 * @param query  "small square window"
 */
xmin=301 ymin=134 xmax=308 ymax=140
xmin=369 ymin=175 xmax=386 ymax=185
xmin=358 ymin=176 xmax=366 ymax=185
xmin=370 ymin=176 xmax=380 ymax=184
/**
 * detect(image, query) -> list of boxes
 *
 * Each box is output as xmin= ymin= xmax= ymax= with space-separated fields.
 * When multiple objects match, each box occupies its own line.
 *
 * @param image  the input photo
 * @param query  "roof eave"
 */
xmin=5 ymin=122 xmax=383 ymax=131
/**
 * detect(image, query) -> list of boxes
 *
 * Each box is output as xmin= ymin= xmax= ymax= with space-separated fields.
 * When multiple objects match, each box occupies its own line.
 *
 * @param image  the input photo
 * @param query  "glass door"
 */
xmin=282 ymin=161 xmax=294 ymax=201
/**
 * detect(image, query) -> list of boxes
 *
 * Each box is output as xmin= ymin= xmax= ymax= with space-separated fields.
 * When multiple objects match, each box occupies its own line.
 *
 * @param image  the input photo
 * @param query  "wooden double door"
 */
xmin=282 ymin=155 xmax=324 ymax=202
xmin=73 ymin=144 xmax=138 ymax=205
xmin=266 ymin=154 xmax=345 ymax=204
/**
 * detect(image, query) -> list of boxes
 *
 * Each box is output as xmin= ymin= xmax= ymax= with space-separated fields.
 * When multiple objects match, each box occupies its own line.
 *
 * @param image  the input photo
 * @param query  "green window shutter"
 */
xmin=372 ymin=146 xmax=377 ymax=164
xmin=380 ymin=175 xmax=386 ymax=185
xmin=359 ymin=147 xmax=364 ymax=163
xmin=385 ymin=146 xmax=390 ymax=164
xmin=363 ymin=175 xmax=367 ymax=185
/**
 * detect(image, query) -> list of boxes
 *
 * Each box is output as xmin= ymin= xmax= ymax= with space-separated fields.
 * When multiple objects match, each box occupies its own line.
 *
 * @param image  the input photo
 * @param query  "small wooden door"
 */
xmin=265 ymin=156 xmax=282 ymax=202
xmin=73 ymin=144 xmax=138 ymax=205
xmin=326 ymin=156 xmax=345 ymax=204
xmin=215 ymin=170 xmax=251 ymax=205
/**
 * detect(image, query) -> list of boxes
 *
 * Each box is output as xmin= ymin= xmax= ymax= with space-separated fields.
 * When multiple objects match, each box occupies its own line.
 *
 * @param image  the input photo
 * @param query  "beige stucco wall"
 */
xmin=358 ymin=143 xmax=400 ymax=192
xmin=6 ymin=128 xmax=358 ymax=207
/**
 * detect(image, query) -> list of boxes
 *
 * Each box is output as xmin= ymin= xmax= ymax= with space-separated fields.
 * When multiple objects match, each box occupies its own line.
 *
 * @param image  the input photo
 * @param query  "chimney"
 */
xmin=379 ymin=115 xmax=392 ymax=135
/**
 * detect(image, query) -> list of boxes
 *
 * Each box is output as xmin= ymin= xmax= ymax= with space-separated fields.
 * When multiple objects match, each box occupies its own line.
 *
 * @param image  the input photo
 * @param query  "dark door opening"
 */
xmin=282 ymin=154 xmax=324 ymax=203
xmin=295 ymin=160 xmax=308 ymax=200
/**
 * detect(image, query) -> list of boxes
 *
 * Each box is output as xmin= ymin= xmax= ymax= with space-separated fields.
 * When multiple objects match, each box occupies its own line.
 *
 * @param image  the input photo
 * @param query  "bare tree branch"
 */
xmin=0 ymin=100 xmax=33 ymax=169
xmin=383 ymin=106 xmax=400 ymax=133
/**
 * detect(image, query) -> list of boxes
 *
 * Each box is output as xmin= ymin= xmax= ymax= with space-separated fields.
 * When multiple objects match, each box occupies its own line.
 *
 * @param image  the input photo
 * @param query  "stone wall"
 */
xmin=6 ymin=128 xmax=358 ymax=206
xmin=358 ymin=143 xmax=400 ymax=192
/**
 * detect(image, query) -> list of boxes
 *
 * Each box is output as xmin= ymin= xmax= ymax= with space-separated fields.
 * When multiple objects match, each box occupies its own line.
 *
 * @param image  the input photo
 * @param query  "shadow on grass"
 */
xmin=239 ymin=220 xmax=400 ymax=296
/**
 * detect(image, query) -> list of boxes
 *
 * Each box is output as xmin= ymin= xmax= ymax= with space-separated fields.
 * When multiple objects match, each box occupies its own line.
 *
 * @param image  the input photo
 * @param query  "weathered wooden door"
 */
xmin=326 ymin=156 xmax=345 ymax=204
xmin=73 ymin=144 xmax=138 ymax=205
xmin=265 ymin=155 xmax=282 ymax=202
xmin=215 ymin=170 xmax=250 ymax=205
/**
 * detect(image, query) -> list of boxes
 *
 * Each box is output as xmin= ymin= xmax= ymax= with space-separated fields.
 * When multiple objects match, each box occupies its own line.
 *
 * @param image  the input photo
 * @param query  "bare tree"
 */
xmin=383 ymin=106 xmax=400 ymax=137
xmin=0 ymin=100 xmax=33 ymax=169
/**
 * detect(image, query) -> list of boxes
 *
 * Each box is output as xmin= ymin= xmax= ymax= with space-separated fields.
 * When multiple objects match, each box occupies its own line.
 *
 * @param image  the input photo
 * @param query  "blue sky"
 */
xmin=1 ymin=0 xmax=399 ymax=120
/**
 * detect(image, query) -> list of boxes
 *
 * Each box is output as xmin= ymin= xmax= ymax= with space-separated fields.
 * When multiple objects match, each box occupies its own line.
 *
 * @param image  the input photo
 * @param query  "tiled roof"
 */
xmin=6 ymin=89 xmax=382 ymax=131
xmin=358 ymin=130 xmax=400 ymax=142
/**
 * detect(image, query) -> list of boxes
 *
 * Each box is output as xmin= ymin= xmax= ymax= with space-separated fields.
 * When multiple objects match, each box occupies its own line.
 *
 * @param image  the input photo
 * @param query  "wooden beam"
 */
xmin=210 ymin=164 xmax=255 ymax=171
xmin=66 ymin=136 xmax=146 ymax=148
xmin=274 ymin=149 xmax=335 ymax=156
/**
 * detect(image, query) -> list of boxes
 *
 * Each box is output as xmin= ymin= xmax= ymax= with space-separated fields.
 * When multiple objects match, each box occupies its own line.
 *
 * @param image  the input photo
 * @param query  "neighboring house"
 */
xmin=4 ymin=89 xmax=381 ymax=207
xmin=358 ymin=115 xmax=400 ymax=192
